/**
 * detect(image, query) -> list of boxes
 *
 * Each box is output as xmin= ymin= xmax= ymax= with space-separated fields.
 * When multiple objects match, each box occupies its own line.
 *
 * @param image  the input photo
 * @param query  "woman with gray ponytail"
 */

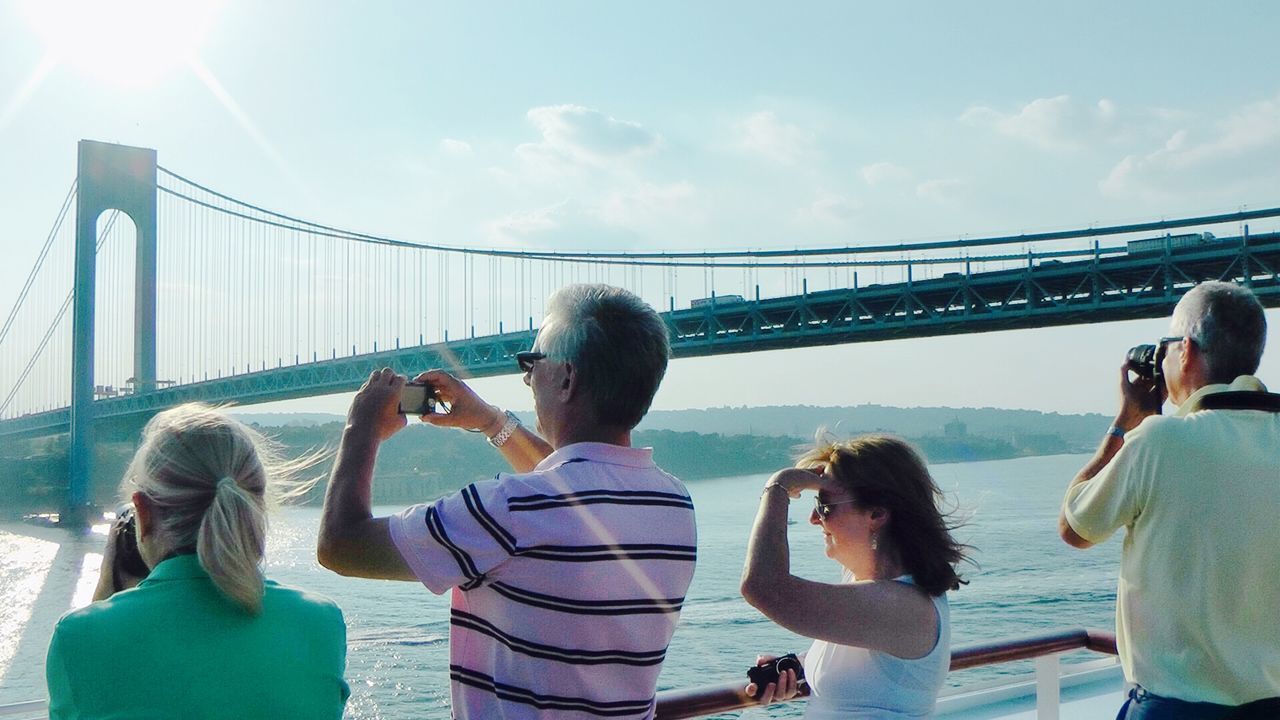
xmin=46 ymin=404 xmax=349 ymax=719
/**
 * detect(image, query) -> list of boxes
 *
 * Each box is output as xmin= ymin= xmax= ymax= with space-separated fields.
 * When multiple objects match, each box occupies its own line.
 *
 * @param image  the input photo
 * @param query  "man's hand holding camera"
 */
xmin=1116 ymin=358 xmax=1165 ymax=432
xmin=347 ymin=368 xmax=409 ymax=443
xmin=348 ymin=367 xmax=506 ymax=439
xmin=412 ymin=369 xmax=504 ymax=435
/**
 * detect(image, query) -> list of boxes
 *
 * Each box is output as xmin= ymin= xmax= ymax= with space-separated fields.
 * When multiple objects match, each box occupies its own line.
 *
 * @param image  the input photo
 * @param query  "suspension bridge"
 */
xmin=3 ymin=140 xmax=1279 ymax=522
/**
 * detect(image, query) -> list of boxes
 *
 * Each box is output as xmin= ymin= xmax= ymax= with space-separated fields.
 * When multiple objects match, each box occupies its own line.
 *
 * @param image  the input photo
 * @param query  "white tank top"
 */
xmin=802 ymin=573 xmax=950 ymax=719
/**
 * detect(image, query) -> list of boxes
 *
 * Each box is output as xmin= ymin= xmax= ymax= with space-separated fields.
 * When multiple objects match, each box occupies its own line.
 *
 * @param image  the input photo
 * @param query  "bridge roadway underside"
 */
xmin=3 ymin=234 xmax=1278 ymax=443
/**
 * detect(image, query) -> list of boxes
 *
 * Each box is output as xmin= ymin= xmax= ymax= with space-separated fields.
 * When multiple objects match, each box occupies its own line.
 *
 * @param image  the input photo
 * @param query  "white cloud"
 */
xmin=439 ymin=138 xmax=472 ymax=156
xmin=960 ymin=95 xmax=1120 ymax=151
xmin=487 ymin=182 xmax=701 ymax=250
xmin=598 ymin=181 xmax=698 ymax=227
xmin=515 ymin=105 xmax=658 ymax=170
xmin=488 ymin=199 xmax=641 ymax=250
xmin=492 ymin=201 xmax=564 ymax=239
xmin=860 ymin=161 xmax=912 ymax=186
xmin=1099 ymin=94 xmax=1280 ymax=200
xmin=798 ymin=190 xmax=860 ymax=225
xmin=916 ymin=178 xmax=967 ymax=204
xmin=733 ymin=111 xmax=814 ymax=165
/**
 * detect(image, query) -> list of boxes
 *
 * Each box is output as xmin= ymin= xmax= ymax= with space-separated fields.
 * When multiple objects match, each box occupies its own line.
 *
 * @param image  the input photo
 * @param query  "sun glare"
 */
xmin=22 ymin=0 xmax=222 ymax=88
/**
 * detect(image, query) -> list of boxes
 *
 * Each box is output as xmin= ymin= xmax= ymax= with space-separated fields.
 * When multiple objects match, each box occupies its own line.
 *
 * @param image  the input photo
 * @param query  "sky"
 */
xmin=2 ymin=0 xmax=1279 ymax=419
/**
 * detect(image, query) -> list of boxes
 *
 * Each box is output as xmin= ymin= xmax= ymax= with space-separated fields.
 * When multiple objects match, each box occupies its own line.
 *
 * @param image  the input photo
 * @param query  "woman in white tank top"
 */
xmin=740 ymin=435 xmax=969 ymax=718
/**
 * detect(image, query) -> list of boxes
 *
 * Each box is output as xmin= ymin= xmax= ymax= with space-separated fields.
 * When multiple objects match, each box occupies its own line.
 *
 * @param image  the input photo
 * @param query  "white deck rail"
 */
xmin=653 ymin=626 xmax=1119 ymax=719
xmin=0 ymin=627 xmax=1119 ymax=720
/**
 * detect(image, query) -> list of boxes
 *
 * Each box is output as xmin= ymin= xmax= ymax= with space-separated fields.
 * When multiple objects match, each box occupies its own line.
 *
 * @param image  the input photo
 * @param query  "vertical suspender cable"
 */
xmin=394 ymin=245 xmax=399 ymax=340
xmin=348 ymin=228 xmax=354 ymax=353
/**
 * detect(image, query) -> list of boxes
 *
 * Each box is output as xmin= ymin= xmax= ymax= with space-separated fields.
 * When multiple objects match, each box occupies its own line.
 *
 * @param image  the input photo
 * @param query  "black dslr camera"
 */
xmin=746 ymin=653 xmax=806 ymax=699
xmin=1125 ymin=341 xmax=1175 ymax=414
xmin=1126 ymin=343 xmax=1165 ymax=382
xmin=111 ymin=506 xmax=150 ymax=590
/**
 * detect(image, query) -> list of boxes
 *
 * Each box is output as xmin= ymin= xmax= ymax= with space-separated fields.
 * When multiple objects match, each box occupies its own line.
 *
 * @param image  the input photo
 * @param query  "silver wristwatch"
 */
xmin=487 ymin=410 xmax=522 ymax=448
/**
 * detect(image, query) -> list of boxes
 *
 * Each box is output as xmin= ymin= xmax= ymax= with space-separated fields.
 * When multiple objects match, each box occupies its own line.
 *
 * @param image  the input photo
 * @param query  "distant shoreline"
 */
xmin=2 ymin=404 xmax=1106 ymax=513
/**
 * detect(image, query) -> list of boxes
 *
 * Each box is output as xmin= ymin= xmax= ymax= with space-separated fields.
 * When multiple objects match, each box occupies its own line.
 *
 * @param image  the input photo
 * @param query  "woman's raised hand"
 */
xmin=765 ymin=466 xmax=825 ymax=498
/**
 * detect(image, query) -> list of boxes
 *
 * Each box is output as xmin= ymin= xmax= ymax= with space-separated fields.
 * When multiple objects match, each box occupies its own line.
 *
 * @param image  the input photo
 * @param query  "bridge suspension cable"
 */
xmin=153 ymin=183 xmax=1133 ymax=268
xmin=1 ymin=210 xmax=120 ymax=416
xmin=508 ymin=206 xmax=1280 ymax=259
xmin=157 ymin=166 xmax=1278 ymax=265
xmin=0 ymin=178 xmax=76 ymax=351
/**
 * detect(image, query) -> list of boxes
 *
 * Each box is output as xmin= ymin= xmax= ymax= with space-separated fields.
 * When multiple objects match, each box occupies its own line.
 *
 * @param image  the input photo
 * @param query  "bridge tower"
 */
xmin=67 ymin=140 xmax=158 ymax=525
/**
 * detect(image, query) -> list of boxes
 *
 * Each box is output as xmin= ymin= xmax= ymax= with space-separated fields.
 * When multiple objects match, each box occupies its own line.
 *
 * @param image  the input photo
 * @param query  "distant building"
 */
xmin=944 ymin=418 xmax=967 ymax=438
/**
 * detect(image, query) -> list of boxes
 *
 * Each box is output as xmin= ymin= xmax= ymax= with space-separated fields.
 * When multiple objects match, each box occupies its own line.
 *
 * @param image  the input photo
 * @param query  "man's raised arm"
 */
xmin=1058 ymin=360 xmax=1160 ymax=549
xmin=317 ymin=368 xmax=417 ymax=580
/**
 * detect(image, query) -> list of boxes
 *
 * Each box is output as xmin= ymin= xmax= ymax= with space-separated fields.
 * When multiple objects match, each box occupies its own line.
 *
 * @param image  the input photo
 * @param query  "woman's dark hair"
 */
xmin=798 ymin=434 xmax=970 ymax=596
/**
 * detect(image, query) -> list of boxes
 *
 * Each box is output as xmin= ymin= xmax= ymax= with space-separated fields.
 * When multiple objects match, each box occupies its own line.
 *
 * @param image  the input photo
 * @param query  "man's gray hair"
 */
xmin=1170 ymin=281 xmax=1267 ymax=384
xmin=539 ymin=284 xmax=670 ymax=429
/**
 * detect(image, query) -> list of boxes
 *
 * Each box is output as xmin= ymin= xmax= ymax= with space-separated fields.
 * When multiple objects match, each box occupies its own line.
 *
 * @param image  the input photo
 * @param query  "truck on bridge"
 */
xmin=1126 ymin=231 xmax=1216 ymax=255
xmin=691 ymin=294 xmax=746 ymax=309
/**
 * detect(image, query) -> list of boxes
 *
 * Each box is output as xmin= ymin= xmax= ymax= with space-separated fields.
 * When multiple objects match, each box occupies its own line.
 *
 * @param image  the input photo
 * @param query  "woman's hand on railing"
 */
xmin=745 ymin=655 xmax=804 ymax=705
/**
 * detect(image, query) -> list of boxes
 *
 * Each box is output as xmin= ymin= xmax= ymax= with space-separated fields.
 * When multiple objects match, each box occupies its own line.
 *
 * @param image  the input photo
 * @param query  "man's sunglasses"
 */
xmin=814 ymin=497 xmax=859 ymax=520
xmin=516 ymin=351 xmax=546 ymax=373
xmin=1154 ymin=336 xmax=1183 ymax=370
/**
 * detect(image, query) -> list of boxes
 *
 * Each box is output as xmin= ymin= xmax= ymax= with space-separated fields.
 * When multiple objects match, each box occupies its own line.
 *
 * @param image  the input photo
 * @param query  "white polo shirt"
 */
xmin=1063 ymin=376 xmax=1280 ymax=704
xmin=390 ymin=442 xmax=697 ymax=719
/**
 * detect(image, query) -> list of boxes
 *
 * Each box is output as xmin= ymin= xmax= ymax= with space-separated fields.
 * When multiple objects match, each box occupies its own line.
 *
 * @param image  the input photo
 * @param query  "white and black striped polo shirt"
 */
xmin=389 ymin=442 xmax=697 ymax=719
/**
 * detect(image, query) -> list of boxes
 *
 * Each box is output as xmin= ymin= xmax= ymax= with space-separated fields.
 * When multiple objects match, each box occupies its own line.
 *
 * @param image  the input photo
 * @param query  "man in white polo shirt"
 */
xmin=318 ymin=284 xmax=697 ymax=719
xmin=1058 ymin=281 xmax=1279 ymax=719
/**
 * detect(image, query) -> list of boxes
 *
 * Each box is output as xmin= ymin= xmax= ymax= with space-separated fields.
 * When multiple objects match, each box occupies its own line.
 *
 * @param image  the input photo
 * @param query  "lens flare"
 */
xmin=21 ymin=0 xmax=223 ymax=89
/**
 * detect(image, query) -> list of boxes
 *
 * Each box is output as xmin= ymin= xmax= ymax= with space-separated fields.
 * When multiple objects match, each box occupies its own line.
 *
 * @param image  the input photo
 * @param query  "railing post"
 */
xmin=1035 ymin=654 xmax=1060 ymax=720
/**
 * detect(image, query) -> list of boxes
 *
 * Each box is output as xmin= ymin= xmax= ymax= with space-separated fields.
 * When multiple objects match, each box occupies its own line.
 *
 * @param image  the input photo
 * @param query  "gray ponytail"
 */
xmin=123 ymin=403 xmax=322 ymax=615
xmin=198 ymin=476 xmax=268 ymax=613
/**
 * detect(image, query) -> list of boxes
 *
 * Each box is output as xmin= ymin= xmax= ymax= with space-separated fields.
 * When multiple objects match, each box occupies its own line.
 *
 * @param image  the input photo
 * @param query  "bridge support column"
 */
xmin=67 ymin=140 xmax=157 ymax=526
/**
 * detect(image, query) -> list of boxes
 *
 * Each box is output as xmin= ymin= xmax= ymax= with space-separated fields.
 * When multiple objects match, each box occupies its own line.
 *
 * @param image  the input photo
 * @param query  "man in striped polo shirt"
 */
xmin=318 ymin=284 xmax=697 ymax=719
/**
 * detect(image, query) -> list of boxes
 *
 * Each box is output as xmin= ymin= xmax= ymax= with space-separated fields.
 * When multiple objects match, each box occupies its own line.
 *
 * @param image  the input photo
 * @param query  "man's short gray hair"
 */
xmin=1170 ymin=281 xmax=1267 ymax=384
xmin=539 ymin=284 xmax=670 ymax=429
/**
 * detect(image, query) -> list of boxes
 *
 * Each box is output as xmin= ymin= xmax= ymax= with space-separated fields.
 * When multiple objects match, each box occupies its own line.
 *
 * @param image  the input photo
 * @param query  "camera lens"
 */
xmin=1127 ymin=344 xmax=1158 ymax=379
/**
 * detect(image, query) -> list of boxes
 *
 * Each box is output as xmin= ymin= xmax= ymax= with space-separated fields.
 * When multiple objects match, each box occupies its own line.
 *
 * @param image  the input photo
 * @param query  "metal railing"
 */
xmin=1 ymin=628 xmax=1118 ymax=720
xmin=653 ymin=627 xmax=1118 ymax=719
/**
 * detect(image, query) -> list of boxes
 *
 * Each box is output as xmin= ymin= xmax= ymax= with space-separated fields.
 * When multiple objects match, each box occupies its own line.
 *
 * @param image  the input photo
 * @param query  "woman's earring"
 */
xmin=870 ymin=532 xmax=879 ymax=552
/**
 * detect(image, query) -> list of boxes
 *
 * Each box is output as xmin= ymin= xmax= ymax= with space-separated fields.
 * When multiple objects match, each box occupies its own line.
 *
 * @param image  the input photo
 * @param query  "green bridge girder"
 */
xmin=3 ymin=231 xmax=1277 ymax=443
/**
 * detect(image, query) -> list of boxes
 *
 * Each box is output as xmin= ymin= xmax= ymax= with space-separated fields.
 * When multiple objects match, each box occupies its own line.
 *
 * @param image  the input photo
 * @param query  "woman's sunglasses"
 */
xmin=814 ymin=497 xmax=859 ymax=520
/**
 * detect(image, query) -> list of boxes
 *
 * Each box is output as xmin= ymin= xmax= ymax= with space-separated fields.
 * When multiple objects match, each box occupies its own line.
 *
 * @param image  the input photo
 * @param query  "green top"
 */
xmin=46 ymin=554 xmax=350 ymax=720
